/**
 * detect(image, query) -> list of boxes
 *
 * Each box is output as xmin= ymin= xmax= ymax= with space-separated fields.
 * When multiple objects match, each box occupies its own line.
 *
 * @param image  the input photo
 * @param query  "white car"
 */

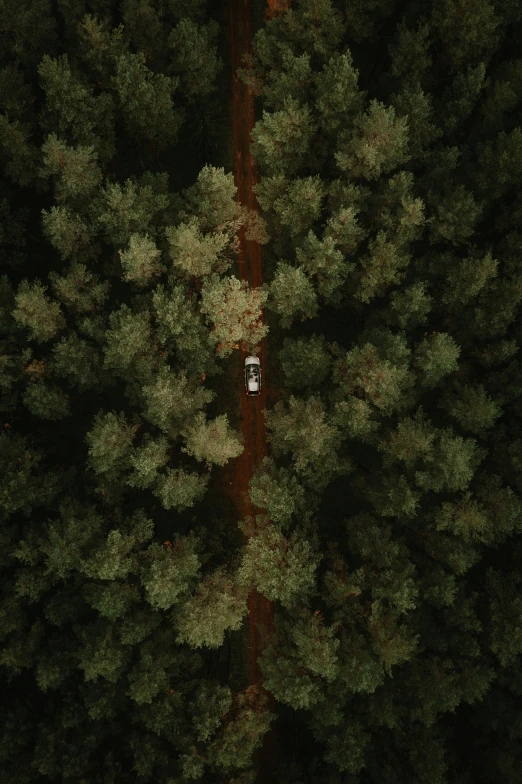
xmin=245 ymin=356 xmax=261 ymax=396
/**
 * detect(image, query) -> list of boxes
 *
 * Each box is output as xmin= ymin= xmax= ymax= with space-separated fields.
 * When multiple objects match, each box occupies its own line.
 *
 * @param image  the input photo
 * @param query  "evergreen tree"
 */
xmin=313 ymin=50 xmax=366 ymax=136
xmin=118 ymin=232 xmax=166 ymax=287
xmin=3 ymin=0 xmax=522 ymax=778
xmin=264 ymin=394 xmax=353 ymax=492
xmin=248 ymin=456 xmax=313 ymax=529
xmin=41 ymin=204 xmax=96 ymax=263
xmin=165 ymin=215 xmax=231 ymax=279
xmin=48 ymin=262 xmax=110 ymax=313
xmin=141 ymin=364 xmax=214 ymax=437
xmin=266 ymin=262 xmax=318 ymax=328
xmin=278 ymin=333 xmax=332 ymax=390
xmin=152 ymin=282 xmax=218 ymax=374
xmin=200 ymin=273 xmax=269 ymax=356
xmin=250 ymin=96 xmax=317 ymax=178
xmin=174 ymin=566 xmax=248 ymax=649
xmin=429 ymin=0 xmax=501 ymax=74
xmin=181 ymin=411 xmax=244 ymax=468
xmin=334 ymin=99 xmax=411 ymax=181
xmin=437 ymin=62 xmax=487 ymax=135
xmin=12 ymin=278 xmax=66 ymax=343
xmin=37 ymin=53 xmax=116 ymax=164
xmin=39 ymin=134 xmax=103 ymax=204
xmin=237 ymin=517 xmax=320 ymax=609
xmin=272 ymin=174 xmax=327 ymax=239
xmin=168 ymin=17 xmax=223 ymax=99
xmin=22 ymin=378 xmax=71 ymax=420
xmin=111 ymin=51 xmax=184 ymax=152
xmin=262 ymin=50 xmax=314 ymax=111
xmin=295 ymin=229 xmax=354 ymax=306
xmin=93 ymin=173 xmax=170 ymax=248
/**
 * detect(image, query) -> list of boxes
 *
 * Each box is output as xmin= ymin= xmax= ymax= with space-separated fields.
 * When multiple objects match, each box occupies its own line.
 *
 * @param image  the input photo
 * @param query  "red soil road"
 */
xmin=226 ymin=0 xmax=290 ymax=779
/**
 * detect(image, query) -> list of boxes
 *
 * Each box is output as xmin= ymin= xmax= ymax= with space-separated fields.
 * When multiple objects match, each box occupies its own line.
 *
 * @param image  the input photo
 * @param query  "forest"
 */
xmin=1 ymin=0 xmax=522 ymax=782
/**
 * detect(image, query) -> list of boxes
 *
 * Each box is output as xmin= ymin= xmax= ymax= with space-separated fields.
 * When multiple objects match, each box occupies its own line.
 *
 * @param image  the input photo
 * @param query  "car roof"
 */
xmin=245 ymin=355 xmax=260 ymax=365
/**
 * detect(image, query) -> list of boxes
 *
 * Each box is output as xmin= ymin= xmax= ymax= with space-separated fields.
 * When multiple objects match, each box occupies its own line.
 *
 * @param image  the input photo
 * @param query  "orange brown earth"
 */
xmin=225 ymin=0 xmax=291 ymax=778
xmin=264 ymin=0 xmax=292 ymax=19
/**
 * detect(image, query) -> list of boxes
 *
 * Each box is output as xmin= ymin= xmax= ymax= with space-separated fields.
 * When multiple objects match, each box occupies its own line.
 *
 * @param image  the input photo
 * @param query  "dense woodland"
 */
xmin=1 ymin=0 xmax=522 ymax=782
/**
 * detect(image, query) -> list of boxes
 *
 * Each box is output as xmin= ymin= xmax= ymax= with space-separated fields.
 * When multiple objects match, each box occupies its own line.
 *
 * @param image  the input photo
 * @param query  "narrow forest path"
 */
xmin=226 ymin=0 xmax=286 ymax=779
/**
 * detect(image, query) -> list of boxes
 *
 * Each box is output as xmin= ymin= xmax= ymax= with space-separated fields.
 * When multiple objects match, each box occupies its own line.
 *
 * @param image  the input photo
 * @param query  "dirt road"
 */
xmin=227 ymin=0 xmax=287 ymax=779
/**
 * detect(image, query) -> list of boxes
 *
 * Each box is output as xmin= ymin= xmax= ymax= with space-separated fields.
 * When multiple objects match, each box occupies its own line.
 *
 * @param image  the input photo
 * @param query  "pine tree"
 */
xmin=323 ymin=202 xmax=367 ymax=257
xmin=413 ymin=427 xmax=487 ymax=494
xmin=429 ymin=0 xmax=501 ymax=74
xmin=118 ymin=232 xmax=166 ymax=287
xmin=174 ymin=566 xmax=248 ymax=649
xmin=119 ymin=0 xmax=169 ymax=69
xmin=437 ymin=62 xmax=487 ymax=135
xmin=94 ymin=175 xmax=170 ymax=247
xmin=272 ymin=174 xmax=327 ymax=239
xmin=140 ymin=534 xmax=200 ymax=611
xmin=387 ymin=280 xmax=433 ymax=329
xmin=48 ymin=262 xmax=110 ymax=313
xmin=76 ymin=13 xmax=128 ymax=84
xmin=474 ymin=127 xmax=522 ymax=200
xmin=476 ymin=57 xmax=522 ymax=139
xmin=313 ymin=50 xmax=366 ymax=137
xmin=111 ymin=51 xmax=185 ymax=153
xmin=39 ymin=134 xmax=103 ymax=204
xmin=181 ymin=411 xmax=244 ymax=468
xmin=41 ymin=204 xmax=96 ymax=263
xmin=85 ymin=410 xmax=139 ymax=479
xmin=22 ymin=378 xmax=71 ymax=420
xmin=248 ymin=456 xmax=313 ymax=528
xmin=389 ymin=82 xmax=444 ymax=161
xmin=165 ymin=215 xmax=231 ymax=279
xmin=141 ymin=364 xmax=214 ymax=435
xmin=412 ymin=331 xmax=461 ymax=389
xmin=250 ymin=96 xmax=317 ymax=177
xmin=334 ymin=99 xmax=411 ymax=182
xmin=37 ymin=53 xmax=116 ymax=164
xmin=12 ymin=278 xmax=66 ymax=343
xmin=236 ymin=518 xmax=320 ymax=609
xmin=437 ymin=380 xmax=503 ymax=435
xmin=168 ymin=17 xmax=223 ymax=99
xmin=152 ymin=282 xmax=218 ymax=373
xmin=101 ymin=303 xmax=160 ymax=384
xmin=278 ymin=333 xmax=332 ymax=390
xmin=262 ymin=50 xmax=314 ymax=111
xmin=265 ymin=262 xmax=318 ymax=328
xmin=263 ymin=394 xmax=353 ymax=492
xmin=354 ymin=230 xmax=412 ymax=304
xmin=0 ymin=0 xmax=57 ymax=66
xmin=126 ymin=433 xmax=170 ymax=491
xmin=387 ymin=21 xmax=433 ymax=89
xmin=178 ymin=164 xmax=245 ymax=235
xmin=295 ymin=229 xmax=354 ymax=306
xmin=426 ymin=182 xmax=484 ymax=246
xmin=152 ymin=465 xmax=209 ymax=512
xmin=258 ymin=606 xmax=341 ymax=711
xmin=200 ymin=274 xmax=269 ymax=356
xmin=0 ymin=430 xmax=60 ymax=520
xmin=331 ymin=332 xmax=416 ymax=416
xmin=204 ymin=685 xmax=275 ymax=776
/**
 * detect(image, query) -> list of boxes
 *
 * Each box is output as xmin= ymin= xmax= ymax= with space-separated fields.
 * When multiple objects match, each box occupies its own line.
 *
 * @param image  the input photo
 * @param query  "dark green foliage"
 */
xmin=245 ymin=0 xmax=522 ymax=779
xmin=0 ymin=1 xmax=268 ymax=781
xmin=2 ymin=0 xmax=522 ymax=780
